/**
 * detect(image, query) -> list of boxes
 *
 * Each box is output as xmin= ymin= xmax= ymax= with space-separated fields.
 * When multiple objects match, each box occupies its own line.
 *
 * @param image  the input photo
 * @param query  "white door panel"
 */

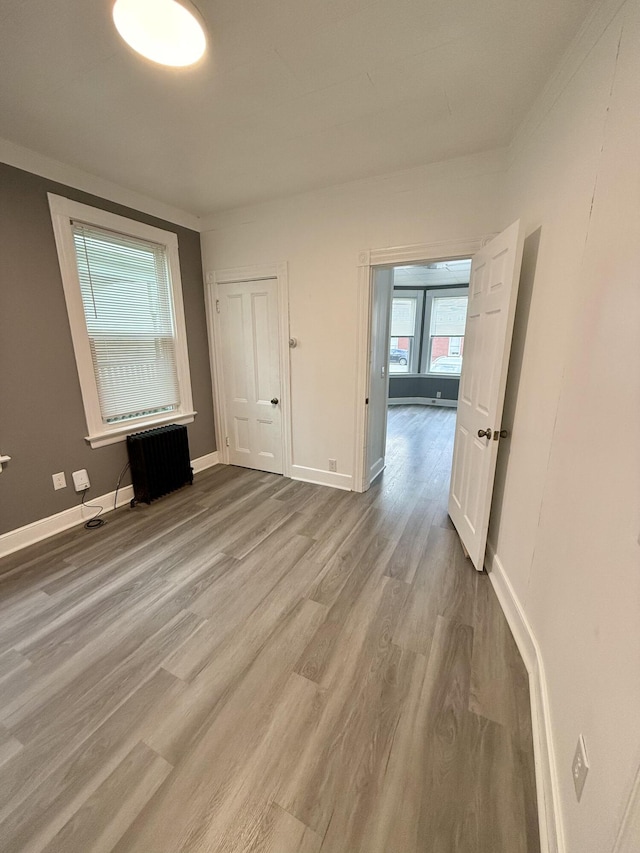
xmin=448 ymin=221 xmax=524 ymax=570
xmin=219 ymin=278 xmax=283 ymax=474
xmin=365 ymin=269 xmax=393 ymax=487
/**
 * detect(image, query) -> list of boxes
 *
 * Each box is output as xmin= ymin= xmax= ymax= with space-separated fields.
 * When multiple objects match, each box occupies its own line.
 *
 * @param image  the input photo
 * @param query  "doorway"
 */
xmin=374 ymin=259 xmax=472 ymax=529
xmin=363 ymin=257 xmax=471 ymax=492
xmin=354 ymin=239 xmax=484 ymax=494
xmin=355 ymin=224 xmax=525 ymax=570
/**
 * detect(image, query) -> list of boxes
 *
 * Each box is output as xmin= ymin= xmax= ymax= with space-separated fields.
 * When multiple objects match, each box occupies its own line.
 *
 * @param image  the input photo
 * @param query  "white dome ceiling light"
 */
xmin=112 ymin=0 xmax=206 ymax=68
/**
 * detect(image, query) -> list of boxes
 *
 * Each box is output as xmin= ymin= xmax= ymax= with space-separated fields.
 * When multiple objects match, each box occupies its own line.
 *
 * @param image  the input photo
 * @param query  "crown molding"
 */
xmin=0 ymin=137 xmax=201 ymax=232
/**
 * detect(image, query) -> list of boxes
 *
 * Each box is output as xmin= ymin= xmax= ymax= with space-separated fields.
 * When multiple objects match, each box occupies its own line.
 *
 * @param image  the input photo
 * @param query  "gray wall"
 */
xmin=389 ymin=375 xmax=459 ymax=401
xmin=0 ymin=163 xmax=216 ymax=535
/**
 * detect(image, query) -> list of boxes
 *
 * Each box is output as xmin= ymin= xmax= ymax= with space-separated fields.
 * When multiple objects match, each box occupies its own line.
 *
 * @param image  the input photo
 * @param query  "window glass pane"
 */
xmin=389 ymin=336 xmax=413 ymax=373
xmin=448 ymin=336 xmax=462 ymax=356
xmin=390 ymin=296 xmax=418 ymax=373
xmin=72 ymin=223 xmax=180 ymax=424
xmin=428 ymin=295 xmax=467 ymax=374
xmin=429 ymin=339 xmax=464 ymax=374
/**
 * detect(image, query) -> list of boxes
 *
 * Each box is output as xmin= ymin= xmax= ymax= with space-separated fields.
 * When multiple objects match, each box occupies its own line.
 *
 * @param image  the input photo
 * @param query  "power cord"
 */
xmin=113 ymin=461 xmax=130 ymax=511
xmin=81 ymin=488 xmax=105 ymax=529
xmin=79 ymin=461 xmax=131 ymax=531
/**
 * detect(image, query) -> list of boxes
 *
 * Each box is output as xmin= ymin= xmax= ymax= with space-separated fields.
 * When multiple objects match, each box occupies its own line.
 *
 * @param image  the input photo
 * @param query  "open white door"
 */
xmin=364 ymin=269 xmax=393 ymax=488
xmin=448 ymin=220 xmax=524 ymax=570
xmin=217 ymin=278 xmax=283 ymax=474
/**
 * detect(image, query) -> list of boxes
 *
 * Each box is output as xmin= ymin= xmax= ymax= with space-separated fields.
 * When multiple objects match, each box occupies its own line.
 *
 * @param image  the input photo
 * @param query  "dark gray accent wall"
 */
xmin=0 ymin=163 xmax=216 ymax=535
xmin=389 ymin=375 xmax=459 ymax=401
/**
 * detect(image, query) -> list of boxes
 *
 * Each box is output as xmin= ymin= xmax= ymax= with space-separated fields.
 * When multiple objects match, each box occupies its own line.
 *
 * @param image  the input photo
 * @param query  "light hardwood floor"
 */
xmin=0 ymin=406 xmax=540 ymax=852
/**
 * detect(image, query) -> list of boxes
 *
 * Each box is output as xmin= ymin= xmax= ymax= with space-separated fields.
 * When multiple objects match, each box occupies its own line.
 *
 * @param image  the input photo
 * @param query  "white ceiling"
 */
xmin=0 ymin=0 xmax=596 ymax=217
xmin=394 ymin=259 xmax=472 ymax=287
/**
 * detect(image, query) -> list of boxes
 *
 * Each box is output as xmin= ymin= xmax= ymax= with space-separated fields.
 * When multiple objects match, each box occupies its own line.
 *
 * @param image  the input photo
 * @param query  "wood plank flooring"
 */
xmin=0 ymin=406 xmax=540 ymax=852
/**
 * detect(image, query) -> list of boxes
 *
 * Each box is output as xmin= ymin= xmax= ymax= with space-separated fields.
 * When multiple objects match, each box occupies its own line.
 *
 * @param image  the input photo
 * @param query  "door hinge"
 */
xmin=225 ymin=436 xmax=229 ymax=446
xmin=365 ymin=397 xmax=369 ymax=404
xmin=216 ymin=299 xmax=221 ymax=314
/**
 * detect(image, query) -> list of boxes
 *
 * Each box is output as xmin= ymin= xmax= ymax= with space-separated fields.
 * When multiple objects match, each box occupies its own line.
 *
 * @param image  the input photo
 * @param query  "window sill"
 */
xmin=85 ymin=411 xmax=197 ymax=448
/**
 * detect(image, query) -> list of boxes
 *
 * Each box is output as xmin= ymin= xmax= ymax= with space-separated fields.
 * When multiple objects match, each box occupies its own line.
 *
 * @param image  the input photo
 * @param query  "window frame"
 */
xmin=48 ymin=194 xmax=195 ymax=448
xmin=421 ymin=286 xmax=469 ymax=376
xmin=389 ymin=289 xmax=424 ymax=374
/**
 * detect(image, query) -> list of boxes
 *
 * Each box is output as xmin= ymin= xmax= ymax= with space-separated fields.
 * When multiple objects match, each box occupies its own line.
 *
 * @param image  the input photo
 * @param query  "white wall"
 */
xmin=200 ymin=150 xmax=504 ymax=485
xmin=489 ymin=0 xmax=640 ymax=850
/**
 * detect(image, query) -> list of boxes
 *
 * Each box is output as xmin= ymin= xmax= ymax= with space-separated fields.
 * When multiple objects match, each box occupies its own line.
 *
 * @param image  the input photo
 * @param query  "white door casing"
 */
xmin=365 ymin=269 xmax=393 ymax=486
xmin=205 ymin=264 xmax=291 ymax=478
xmin=448 ymin=220 xmax=525 ymax=570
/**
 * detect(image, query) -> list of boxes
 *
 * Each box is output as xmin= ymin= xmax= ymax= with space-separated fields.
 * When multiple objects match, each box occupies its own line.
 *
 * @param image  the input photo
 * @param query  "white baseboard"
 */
xmin=191 ymin=451 xmax=219 ymax=474
xmin=388 ymin=396 xmax=458 ymax=408
xmin=290 ymin=464 xmax=353 ymax=491
xmin=485 ymin=543 xmax=564 ymax=853
xmin=0 ymin=450 xmax=220 ymax=559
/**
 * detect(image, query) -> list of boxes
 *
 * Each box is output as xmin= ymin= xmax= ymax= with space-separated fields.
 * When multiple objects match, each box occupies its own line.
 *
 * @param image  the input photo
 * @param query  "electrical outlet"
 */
xmin=52 ymin=472 xmax=66 ymax=491
xmin=436 ymin=391 xmax=442 ymax=398
xmin=328 ymin=459 xmax=337 ymax=473
xmin=572 ymin=734 xmax=589 ymax=801
xmin=72 ymin=469 xmax=90 ymax=492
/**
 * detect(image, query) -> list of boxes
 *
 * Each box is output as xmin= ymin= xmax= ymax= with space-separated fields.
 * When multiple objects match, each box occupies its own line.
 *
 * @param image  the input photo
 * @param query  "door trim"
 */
xmin=353 ymin=238 xmax=489 ymax=492
xmin=204 ymin=262 xmax=292 ymax=478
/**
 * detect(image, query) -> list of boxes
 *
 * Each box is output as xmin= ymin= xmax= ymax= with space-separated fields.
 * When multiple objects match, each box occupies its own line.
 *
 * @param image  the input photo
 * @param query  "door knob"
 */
xmin=477 ymin=428 xmax=492 ymax=439
xmin=271 ymin=397 xmax=279 ymax=405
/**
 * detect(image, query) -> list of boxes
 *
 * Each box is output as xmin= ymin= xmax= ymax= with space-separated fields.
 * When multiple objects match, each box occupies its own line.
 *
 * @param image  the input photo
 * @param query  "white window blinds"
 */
xmin=429 ymin=295 xmax=468 ymax=337
xmin=390 ymin=297 xmax=417 ymax=337
xmin=72 ymin=222 xmax=181 ymax=425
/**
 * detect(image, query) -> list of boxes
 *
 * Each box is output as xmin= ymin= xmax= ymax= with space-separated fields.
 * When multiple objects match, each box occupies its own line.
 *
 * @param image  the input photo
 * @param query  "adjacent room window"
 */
xmin=389 ymin=292 xmax=422 ymax=373
xmin=424 ymin=290 xmax=468 ymax=375
xmin=49 ymin=194 xmax=195 ymax=448
xmin=388 ymin=260 xmax=470 ymax=377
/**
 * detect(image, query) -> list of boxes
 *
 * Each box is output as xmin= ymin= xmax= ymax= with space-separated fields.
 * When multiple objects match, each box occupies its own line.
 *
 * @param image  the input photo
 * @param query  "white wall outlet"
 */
xmin=436 ymin=391 xmax=442 ymax=398
xmin=572 ymin=734 xmax=589 ymax=801
xmin=72 ymin=469 xmax=90 ymax=492
xmin=52 ymin=472 xmax=66 ymax=491
xmin=328 ymin=458 xmax=337 ymax=472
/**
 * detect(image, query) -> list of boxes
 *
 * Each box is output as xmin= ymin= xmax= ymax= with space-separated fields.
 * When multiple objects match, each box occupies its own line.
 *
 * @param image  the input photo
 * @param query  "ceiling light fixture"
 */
xmin=113 ymin=0 xmax=206 ymax=68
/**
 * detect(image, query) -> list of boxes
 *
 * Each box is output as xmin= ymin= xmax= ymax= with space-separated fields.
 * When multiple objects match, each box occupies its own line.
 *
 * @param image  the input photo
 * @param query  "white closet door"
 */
xmin=218 ymin=278 xmax=283 ymax=474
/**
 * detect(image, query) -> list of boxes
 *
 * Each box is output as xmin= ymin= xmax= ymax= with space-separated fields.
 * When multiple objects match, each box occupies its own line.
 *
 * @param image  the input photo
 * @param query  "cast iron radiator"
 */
xmin=126 ymin=423 xmax=193 ymax=506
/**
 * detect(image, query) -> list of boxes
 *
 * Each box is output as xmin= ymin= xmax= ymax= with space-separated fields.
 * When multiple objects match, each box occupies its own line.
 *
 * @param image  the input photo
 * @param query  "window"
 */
xmin=49 ymin=195 xmax=195 ymax=448
xmin=387 ymin=260 xmax=471 ymax=377
xmin=389 ymin=292 xmax=422 ymax=373
xmin=425 ymin=290 xmax=468 ymax=375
